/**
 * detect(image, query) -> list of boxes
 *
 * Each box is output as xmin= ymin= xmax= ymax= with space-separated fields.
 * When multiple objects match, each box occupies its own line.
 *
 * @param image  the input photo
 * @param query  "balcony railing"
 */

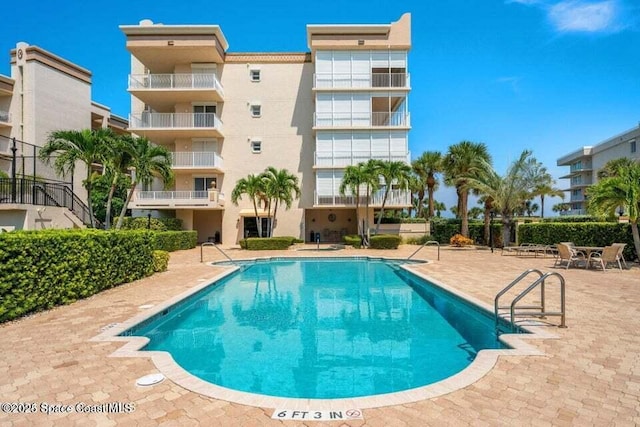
xmin=315 ymin=151 xmax=410 ymax=167
xmin=128 ymin=73 xmax=224 ymax=96
xmin=560 ymin=209 xmax=587 ymax=216
xmin=130 ymin=190 xmax=225 ymax=209
xmin=314 ymin=73 xmax=410 ymax=89
xmin=314 ymin=112 xmax=410 ymax=128
xmin=129 ymin=112 xmax=223 ymax=130
xmin=314 ymin=189 xmax=411 ymax=207
xmin=171 ymin=152 xmax=223 ymax=169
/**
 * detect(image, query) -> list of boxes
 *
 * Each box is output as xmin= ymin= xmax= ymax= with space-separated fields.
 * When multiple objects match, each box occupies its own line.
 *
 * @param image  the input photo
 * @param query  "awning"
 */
xmin=239 ymin=209 xmax=269 ymax=217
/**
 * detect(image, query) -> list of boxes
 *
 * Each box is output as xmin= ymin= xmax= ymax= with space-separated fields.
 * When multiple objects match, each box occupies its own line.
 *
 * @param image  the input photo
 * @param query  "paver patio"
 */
xmin=0 ymin=244 xmax=638 ymax=426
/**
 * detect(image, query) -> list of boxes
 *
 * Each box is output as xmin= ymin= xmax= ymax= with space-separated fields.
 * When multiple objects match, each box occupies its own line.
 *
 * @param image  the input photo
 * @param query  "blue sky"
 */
xmin=3 ymin=0 xmax=639 ymax=216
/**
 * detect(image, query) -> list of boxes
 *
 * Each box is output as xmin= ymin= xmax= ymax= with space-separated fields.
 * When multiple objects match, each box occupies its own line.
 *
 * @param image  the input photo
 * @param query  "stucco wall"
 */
xmin=0 ymin=204 xmax=84 ymax=230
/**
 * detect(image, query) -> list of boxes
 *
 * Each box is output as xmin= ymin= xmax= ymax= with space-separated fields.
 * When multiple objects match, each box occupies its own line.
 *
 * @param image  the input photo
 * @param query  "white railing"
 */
xmin=314 ymin=73 xmax=410 ymax=89
xmin=314 ymin=112 xmax=410 ymax=128
xmin=129 ymin=112 xmax=223 ymax=130
xmin=171 ymin=152 xmax=223 ymax=169
xmin=128 ymin=73 xmax=224 ymax=96
xmin=0 ymin=110 xmax=9 ymax=123
xmin=314 ymin=189 xmax=411 ymax=207
xmin=131 ymin=190 xmax=225 ymax=208
xmin=315 ymin=151 xmax=410 ymax=167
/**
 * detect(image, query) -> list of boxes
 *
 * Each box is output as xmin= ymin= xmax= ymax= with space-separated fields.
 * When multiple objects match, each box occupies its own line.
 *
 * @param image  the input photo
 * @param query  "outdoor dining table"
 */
xmin=574 ymin=246 xmax=605 ymax=258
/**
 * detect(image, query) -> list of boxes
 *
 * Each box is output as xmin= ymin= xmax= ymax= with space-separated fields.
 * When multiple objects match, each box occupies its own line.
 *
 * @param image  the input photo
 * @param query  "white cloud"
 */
xmin=548 ymin=0 xmax=617 ymax=32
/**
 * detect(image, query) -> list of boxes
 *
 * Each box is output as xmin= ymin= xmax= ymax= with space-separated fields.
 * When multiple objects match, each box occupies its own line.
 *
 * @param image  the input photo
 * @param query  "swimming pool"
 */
xmin=120 ymin=258 xmax=519 ymax=399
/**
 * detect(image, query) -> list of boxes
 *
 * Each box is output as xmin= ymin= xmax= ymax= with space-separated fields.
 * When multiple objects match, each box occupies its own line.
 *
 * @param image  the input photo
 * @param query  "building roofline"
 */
xmin=10 ymin=43 xmax=92 ymax=84
xmin=119 ymin=20 xmax=229 ymax=51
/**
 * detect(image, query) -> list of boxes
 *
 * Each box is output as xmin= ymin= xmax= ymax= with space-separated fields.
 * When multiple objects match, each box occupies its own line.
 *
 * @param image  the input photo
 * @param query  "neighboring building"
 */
xmin=0 ymin=43 xmax=127 ymax=231
xmin=120 ymin=14 xmax=412 ymax=244
xmin=557 ymin=124 xmax=640 ymax=215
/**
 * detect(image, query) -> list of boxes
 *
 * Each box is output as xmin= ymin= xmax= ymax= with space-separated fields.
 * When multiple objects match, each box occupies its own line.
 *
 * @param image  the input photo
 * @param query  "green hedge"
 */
xmin=152 ymin=231 xmax=197 ymax=252
xmin=541 ymin=216 xmax=600 ymax=223
xmin=518 ymin=222 xmax=637 ymax=261
xmin=121 ymin=217 xmax=183 ymax=231
xmin=152 ymin=250 xmax=169 ymax=272
xmin=380 ymin=217 xmax=427 ymax=224
xmin=343 ymin=235 xmax=362 ymax=248
xmin=369 ymin=234 xmax=402 ymax=249
xmin=0 ymin=229 xmax=155 ymax=322
xmin=239 ymin=237 xmax=293 ymax=250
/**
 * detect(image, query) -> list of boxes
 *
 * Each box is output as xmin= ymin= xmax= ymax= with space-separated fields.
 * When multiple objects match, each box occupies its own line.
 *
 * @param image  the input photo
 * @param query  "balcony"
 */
xmin=560 ymin=209 xmax=587 ymax=216
xmin=171 ymin=152 xmax=223 ymax=173
xmin=0 ymin=110 xmax=10 ymax=128
xmin=128 ymin=74 xmax=224 ymax=108
xmin=128 ymin=112 xmax=223 ymax=142
xmin=314 ymin=189 xmax=411 ymax=207
xmin=313 ymin=112 xmax=410 ymax=130
xmin=129 ymin=190 xmax=225 ymax=210
xmin=314 ymin=73 xmax=410 ymax=90
xmin=314 ymin=151 xmax=410 ymax=168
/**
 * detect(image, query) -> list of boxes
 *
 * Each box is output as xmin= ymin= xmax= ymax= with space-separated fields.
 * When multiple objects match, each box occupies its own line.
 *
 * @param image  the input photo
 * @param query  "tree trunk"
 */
xmin=416 ymin=188 xmax=425 ymax=218
xmin=483 ymin=204 xmax=491 ymax=245
xmin=104 ymin=173 xmax=118 ymax=230
xmin=253 ymin=199 xmax=262 ymax=238
xmin=426 ymin=175 xmax=435 ymax=218
xmin=502 ymin=216 xmax=511 ymax=247
xmin=460 ymin=189 xmax=469 ymax=237
xmin=86 ymin=170 xmax=95 ymax=228
xmin=271 ymin=200 xmax=279 ymax=237
xmin=631 ymin=222 xmax=640 ymax=263
xmin=540 ymin=195 xmax=545 ymax=218
xmin=115 ymin=181 xmax=136 ymax=230
xmin=375 ymin=187 xmax=390 ymax=234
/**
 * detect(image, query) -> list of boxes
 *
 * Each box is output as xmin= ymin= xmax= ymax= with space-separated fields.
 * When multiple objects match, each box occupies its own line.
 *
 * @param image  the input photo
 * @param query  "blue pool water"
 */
xmin=122 ymin=258 xmax=515 ymax=399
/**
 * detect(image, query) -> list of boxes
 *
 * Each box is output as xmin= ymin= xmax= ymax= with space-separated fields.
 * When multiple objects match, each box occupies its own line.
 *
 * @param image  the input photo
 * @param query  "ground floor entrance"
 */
xmin=304 ymin=208 xmax=358 ymax=243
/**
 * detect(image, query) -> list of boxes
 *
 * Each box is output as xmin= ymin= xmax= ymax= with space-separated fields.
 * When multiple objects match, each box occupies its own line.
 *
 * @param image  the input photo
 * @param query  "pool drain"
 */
xmin=136 ymin=373 xmax=165 ymax=387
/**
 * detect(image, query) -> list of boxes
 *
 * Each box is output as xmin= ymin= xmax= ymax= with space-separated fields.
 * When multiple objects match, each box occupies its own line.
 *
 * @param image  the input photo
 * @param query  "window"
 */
xmin=250 ymin=69 xmax=261 ymax=82
xmin=194 ymin=177 xmax=217 ymax=192
xmin=251 ymin=140 xmax=262 ymax=153
xmin=631 ymin=140 xmax=637 ymax=153
xmin=250 ymin=104 xmax=262 ymax=117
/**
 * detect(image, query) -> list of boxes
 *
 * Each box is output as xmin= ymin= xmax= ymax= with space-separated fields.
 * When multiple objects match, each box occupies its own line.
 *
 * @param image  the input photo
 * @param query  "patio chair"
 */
xmin=587 ymin=245 xmax=623 ymax=271
xmin=611 ymin=243 xmax=628 ymax=269
xmin=555 ymin=243 xmax=586 ymax=269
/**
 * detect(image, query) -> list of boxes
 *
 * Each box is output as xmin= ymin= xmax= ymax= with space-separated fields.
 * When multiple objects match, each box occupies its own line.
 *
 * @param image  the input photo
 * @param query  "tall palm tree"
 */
xmin=532 ymin=180 xmax=565 ymax=218
xmin=103 ymin=135 xmax=134 ymax=229
xmin=339 ymin=161 xmax=379 ymax=241
xmin=443 ymin=141 xmax=491 ymax=237
xmin=477 ymin=195 xmax=494 ymax=245
xmin=412 ymin=151 xmax=443 ymax=218
xmin=374 ymin=160 xmax=412 ymax=233
xmin=406 ymin=173 xmax=422 ymax=217
xmin=40 ymin=128 xmax=116 ymax=228
xmin=464 ymin=150 xmax=538 ymax=246
xmin=587 ymin=161 xmax=640 ymax=260
xmin=231 ymin=174 xmax=267 ymax=238
xmin=433 ymin=201 xmax=446 ymax=217
xmin=114 ymin=137 xmax=173 ymax=230
xmin=262 ymin=167 xmax=301 ymax=237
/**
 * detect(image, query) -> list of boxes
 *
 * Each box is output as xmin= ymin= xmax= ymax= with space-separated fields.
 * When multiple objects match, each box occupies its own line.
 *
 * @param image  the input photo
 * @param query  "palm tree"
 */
xmin=339 ymin=161 xmax=379 ymax=242
xmin=374 ymin=160 xmax=412 ymax=233
xmin=443 ymin=141 xmax=491 ymax=237
xmin=40 ymin=128 xmax=116 ymax=228
xmin=596 ymin=157 xmax=636 ymax=180
xmin=464 ymin=150 xmax=538 ymax=246
xmin=478 ymin=195 xmax=494 ymax=244
xmin=262 ymin=167 xmax=301 ymax=237
xmin=552 ymin=203 xmax=571 ymax=214
xmin=103 ymin=135 xmax=134 ymax=229
xmin=587 ymin=161 xmax=640 ymax=260
xmin=231 ymin=174 xmax=267 ymax=238
xmin=406 ymin=173 xmax=422 ymax=218
xmin=114 ymin=137 xmax=173 ymax=230
xmin=433 ymin=201 xmax=446 ymax=217
xmin=412 ymin=151 xmax=443 ymax=218
xmin=532 ymin=180 xmax=565 ymax=218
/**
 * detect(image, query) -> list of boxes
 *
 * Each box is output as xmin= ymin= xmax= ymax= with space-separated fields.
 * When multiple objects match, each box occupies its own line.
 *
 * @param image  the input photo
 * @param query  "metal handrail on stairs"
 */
xmin=495 ymin=269 xmax=566 ymax=331
xmin=201 ymin=242 xmax=236 ymax=265
xmin=407 ymin=240 xmax=440 ymax=261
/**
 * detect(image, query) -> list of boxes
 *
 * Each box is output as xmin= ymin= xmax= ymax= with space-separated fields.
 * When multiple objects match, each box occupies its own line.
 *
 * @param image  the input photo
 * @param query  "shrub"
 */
xmin=152 ymin=250 xmax=170 ymax=272
xmin=518 ymin=222 xmax=637 ymax=261
xmin=0 ymin=229 xmax=155 ymax=322
xmin=121 ymin=217 xmax=183 ymax=231
xmin=152 ymin=231 xmax=197 ymax=252
xmin=450 ymin=233 xmax=474 ymax=247
xmin=404 ymin=234 xmax=432 ymax=245
xmin=343 ymin=234 xmax=362 ymax=248
xmin=541 ymin=216 xmax=600 ymax=223
xmin=429 ymin=218 xmax=462 ymax=243
xmin=239 ymin=237 xmax=293 ymax=250
xmin=380 ymin=217 xmax=427 ymax=224
xmin=369 ymin=234 xmax=402 ymax=249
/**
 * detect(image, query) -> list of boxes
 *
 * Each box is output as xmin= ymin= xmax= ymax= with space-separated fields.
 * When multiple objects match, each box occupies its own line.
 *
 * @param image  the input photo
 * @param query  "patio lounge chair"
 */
xmin=555 ymin=243 xmax=586 ymax=269
xmin=611 ymin=243 xmax=628 ymax=269
xmin=588 ymin=245 xmax=624 ymax=271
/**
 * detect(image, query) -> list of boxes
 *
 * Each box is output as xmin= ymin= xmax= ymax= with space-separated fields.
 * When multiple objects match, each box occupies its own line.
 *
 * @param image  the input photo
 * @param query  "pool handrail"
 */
xmin=408 ymin=240 xmax=440 ymax=261
xmin=201 ymin=242 xmax=236 ymax=264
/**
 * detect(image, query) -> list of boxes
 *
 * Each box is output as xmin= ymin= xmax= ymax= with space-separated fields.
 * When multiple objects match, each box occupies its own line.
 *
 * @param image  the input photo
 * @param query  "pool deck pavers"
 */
xmin=1 ymin=244 xmax=639 ymax=426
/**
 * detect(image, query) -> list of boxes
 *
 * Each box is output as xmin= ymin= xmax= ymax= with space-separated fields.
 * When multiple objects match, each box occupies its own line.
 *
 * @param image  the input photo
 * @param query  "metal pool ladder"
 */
xmin=494 ymin=269 xmax=566 ymax=332
xmin=407 ymin=240 xmax=440 ymax=261
xmin=201 ymin=242 xmax=236 ymax=265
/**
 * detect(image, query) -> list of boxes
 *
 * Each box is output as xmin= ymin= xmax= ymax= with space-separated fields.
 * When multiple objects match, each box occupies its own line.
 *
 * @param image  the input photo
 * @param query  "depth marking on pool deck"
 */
xmin=271 ymin=409 xmax=364 ymax=421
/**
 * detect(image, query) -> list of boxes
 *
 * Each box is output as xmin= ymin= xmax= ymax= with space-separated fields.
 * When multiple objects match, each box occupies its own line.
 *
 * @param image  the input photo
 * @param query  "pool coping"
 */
xmin=90 ymin=255 xmax=560 ymax=410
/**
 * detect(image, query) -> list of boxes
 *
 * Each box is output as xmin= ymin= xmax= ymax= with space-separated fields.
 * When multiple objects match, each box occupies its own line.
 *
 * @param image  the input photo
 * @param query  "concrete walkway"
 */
xmin=0 ymin=245 xmax=638 ymax=426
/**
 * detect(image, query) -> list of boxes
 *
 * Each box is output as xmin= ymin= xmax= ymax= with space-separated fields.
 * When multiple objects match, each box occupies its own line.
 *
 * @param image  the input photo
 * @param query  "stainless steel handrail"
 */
xmin=201 ymin=242 xmax=235 ymax=264
xmin=407 ymin=240 xmax=440 ymax=261
xmin=494 ymin=269 xmax=545 ymax=330
xmin=509 ymin=272 xmax=566 ymax=330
